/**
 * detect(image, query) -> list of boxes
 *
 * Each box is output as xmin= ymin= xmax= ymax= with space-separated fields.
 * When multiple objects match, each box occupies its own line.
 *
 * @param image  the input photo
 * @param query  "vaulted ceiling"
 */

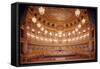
xmin=20 ymin=6 xmax=94 ymax=46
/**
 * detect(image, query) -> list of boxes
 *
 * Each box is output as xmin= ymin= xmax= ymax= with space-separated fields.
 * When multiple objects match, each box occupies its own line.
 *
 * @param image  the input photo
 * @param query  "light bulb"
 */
xmin=83 ymin=30 xmax=86 ymax=32
xmin=32 ymin=29 xmax=35 ymax=32
xmin=37 ymin=23 xmax=41 ymax=28
xmin=63 ymin=39 xmax=66 ymax=42
xmin=41 ymin=27 xmax=44 ymax=31
xmin=44 ymin=30 xmax=48 ymax=34
xmin=75 ymin=28 xmax=78 ymax=32
xmin=55 ymin=33 xmax=58 ymax=36
xmin=68 ymin=32 xmax=71 ymax=36
xmin=78 ymin=31 xmax=81 ymax=34
xmin=38 ymin=31 xmax=40 ymax=34
xmin=58 ymin=34 xmax=62 ymax=37
xmin=32 ymin=16 xmax=37 ymax=23
xmin=63 ymin=33 xmax=66 ymax=36
xmin=27 ymin=32 xmax=30 ymax=36
xmin=72 ymin=30 xmax=75 ymax=34
xmin=54 ymin=39 xmax=58 ymax=42
xmin=45 ymin=38 xmax=48 ymax=41
xmin=78 ymin=24 xmax=81 ymax=28
xmin=87 ymin=27 xmax=90 ymax=30
xmin=49 ymin=32 xmax=52 ymax=36
xmin=80 ymin=36 xmax=83 ymax=39
xmin=58 ymin=31 xmax=62 ymax=35
xmin=72 ymin=38 xmax=75 ymax=41
xmin=36 ymin=36 xmax=39 ymax=39
xmin=82 ymin=18 xmax=86 ymax=24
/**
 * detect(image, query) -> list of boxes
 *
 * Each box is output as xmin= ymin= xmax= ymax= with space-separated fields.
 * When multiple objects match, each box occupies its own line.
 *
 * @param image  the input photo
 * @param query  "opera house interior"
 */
xmin=19 ymin=5 xmax=97 ymax=64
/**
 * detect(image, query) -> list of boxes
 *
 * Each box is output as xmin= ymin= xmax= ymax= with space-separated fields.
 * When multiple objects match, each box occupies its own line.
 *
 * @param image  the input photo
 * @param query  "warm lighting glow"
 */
xmin=72 ymin=38 xmax=75 ymax=41
xmin=58 ymin=31 xmax=62 ymax=34
xmin=41 ymin=27 xmax=44 ymax=31
xmin=38 ymin=31 xmax=40 ymax=34
xmin=83 ymin=34 xmax=87 ymax=38
xmin=27 ymin=32 xmax=30 ymax=36
xmin=54 ymin=39 xmax=58 ymax=42
xmin=87 ymin=27 xmax=90 ymax=30
xmin=82 ymin=33 xmax=89 ymax=39
xmin=37 ymin=23 xmax=41 ymax=28
xmin=82 ymin=18 xmax=86 ymax=24
xmin=63 ymin=33 xmax=66 ymax=36
xmin=72 ymin=30 xmax=75 ymax=34
xmin=75 ymin=9 xmax=80 ymax=17
xmin=36 ymin=36 xmax=39 ymax=39
xmin=45 ymin=38 xmax=48 ymax=41
xmin=78 ymin=31 xmax=81 ymax=34
xmin=63 ymin=39 xmax=67 ymax=42
xmin=32 ymin=16 xmax=37 ymax=23
xmin=68 ymin=39 xmax=71 ymax=42
xmin=75 ymin=28 xmax=78 ymax=32
xmin=25 ymin=8 xmax=92 ymax=45
xmin=78 ymin=24 xmax=81 ymax=28
xmin=83 ymin=29 xmax=86 ymax=32
xmin=55 ymin=33 xmax=58 ymax=36
xmin=31 ymin=34 xmax=35 ymax=38
xmin=80 ymin=36 xmax=83 ymax=39
xmin=68 ymin=32 xmax=71 ymax=36
xmin=44 ymin=30 xmax=48 ymax=34
xmin=38 ymin=7 xmax=45 ymax=15
xmin=32 ymin=29 xmax=35 ymax=32
xmin=49 ymin=32 xmax=52 ymax=36
xmin=58 ymin=34 xmax=62 ymax=37
xmin=76 ymin=37 xmax=79 ymax=40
